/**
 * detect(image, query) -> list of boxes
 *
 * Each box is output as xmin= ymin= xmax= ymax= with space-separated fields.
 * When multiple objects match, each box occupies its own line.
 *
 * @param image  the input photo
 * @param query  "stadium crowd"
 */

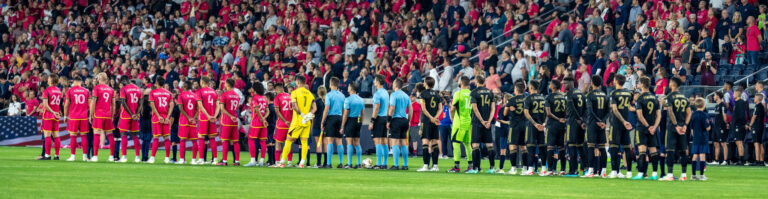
xmin=0 ymin=0 xmax=767 ymax=181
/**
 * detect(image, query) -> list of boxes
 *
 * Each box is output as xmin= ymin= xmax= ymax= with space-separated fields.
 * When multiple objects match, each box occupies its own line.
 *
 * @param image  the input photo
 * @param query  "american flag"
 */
xmin=0 ymin=117 xmax=72 ymax=146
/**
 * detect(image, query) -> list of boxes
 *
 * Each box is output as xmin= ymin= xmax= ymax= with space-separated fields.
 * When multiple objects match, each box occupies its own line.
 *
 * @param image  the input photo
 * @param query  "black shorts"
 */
xmin=324 ymin=116 xmax=343 ymax=138
xmin=752 ymin=126 xmax=765 ymax=143
xmin=371 ymin=117 xmax=388 ymax=138
xmin=388 ymin=118 xmax=409 ymax=139
xmin=713 ymin=126 xmax=728 ymax=142
xmin=546 ymin=122 xmax=566 ymax=147
xmin=635 ymin=126 xmax=659 ymax=148
xmin=666 ymin=124 xmax=688 ymax=151
xmin=344 ymin=117 xmax=362 ymax=138
xmin=566 ymin=120 xmax=585 ymax=146
xmin=609 ymin=122 xmax=631 ymax=148
xmin=586 ymin=122 xmax=607 ymax=148
xmin=509 ymin=121 xmax=526 ymax=146
xmin=420 ymin=122 xmax=439 ymax=140
xmin=526 ymin=123 xmax=545 ymax=147
xmin=471 ymin=123 xmax=493 ymax=144
xmin=732 ymin=124 xmax=746 ymax=141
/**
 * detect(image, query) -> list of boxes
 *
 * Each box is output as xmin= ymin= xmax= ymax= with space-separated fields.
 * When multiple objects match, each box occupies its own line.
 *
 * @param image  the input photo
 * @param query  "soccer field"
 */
xmin=1 ymin=146 xmax=766 ymax=198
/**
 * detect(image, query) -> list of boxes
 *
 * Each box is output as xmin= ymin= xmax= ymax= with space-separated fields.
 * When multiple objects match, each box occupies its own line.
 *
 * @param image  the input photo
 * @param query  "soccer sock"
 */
xmin=691 ymin=160 xmax=698 ymax=174
xmin=559 ymin=150 xmax=566 ymax=172
xmin=180 ymin=140 xmax=187 ymax=160
xmin=346 ymin=144 xmax=354 ymax=166
xmin=609 ymin=147 xmax=619 ymax=173
xmin=210 ymin=139 xmax=218 ymax=160
xmin=81 ymin=135 xmax=89 ymax=155
xmin=120 ymin=135 xmax=128 ymax=156
xmin=248 ymin=139 xmax=256 ymax=159
xmin=281 ymin=140 xmax=294 ymax=163
xmin=431 ymin=145 xmax=439 ymax=167
xmin=452 ymin=142 xmax=462 ymax=162
xmin=276 ymin=142 xmax=284 ymax=162
xmin=301 ymin=139 xmax=309 ymax=164
xmin=70 ymin=135 xmax=78 ymax=155
xmin=107 ymin=134 xmax=115 ymax=156
xmin=568 ymin=147 xmax=577 ymax=173
xmin=233 ymin=142 xmax=240 ymax=162
xmin=546 ymin=149 xmax=555 ymax=172
xmin=316 ymin=151 xmax=323 ymax=165
xmin=44 ymin=136 xmax=52 ymax=156
xmin=578 ymin=147 xmax=586 ymax=171
xmin=151 ymin=137 xmax=159 ymax=157
xmin=375 ymin=144 xmax=382 ymax=166
xmin=638 ymin=153 xmax=647 ymax=174
xmin=198 ymin=139 xmax=206 ymax=160
xmin=326 ymin=143 xmax=334 ymax=165
xmin=422 ymin=144 xmax=430 ymax=166
xmin=93 ymin=134 xmax=101 ymax=156
xmin=471 ymin=148 xmax=480 ymax=170
xmin=392 ymin=145 xmax=400 ymax=166
xmin=164 ymin=139 xmax=171 ymax=158
xmin=650 ymin=152 xmax=659 ymax=172
xmin=598 ymin=148 xmax=607 ymax=173
xmin=699 ymin=161 xmax=705 ymax=175
xmin=679 ymin=152 xmax=687 ymax=174
xmin=521 ymin=150 xmax=528 ymax=167
xmin=383 ymin=144 xmax=390 ymax=165
xmin=499 ymin=152 xmax=506 ymax=170
xmin=585 ymin=147 xmax=594 ymax=172
xmin=356 ymin=145 xmax=362 ymax=165
xmin=527 ymin=146 xmax=536 ymax=170
xmin=192 ymin=140 xmax=198 ymax=159
xmin=659 ymin=155 xmax=666 ymax=176
xmin=172 ymin=145 xmax=178 ymax=160
xmin=259 ymin=140 xmax=267 ymax=159
xmin=666 ymin=151 xmax=675 ymax=174
xmin=625 ymin=148 xmax=634 ymax=172
xmin=222 ymin=141 xmax=230 ymax=162
xmin=267 ymin=145 xmax=275 ymax=164
xmin=53 ymin=137 xmax=61 ymax=156
xmin=509 ymin=149 xmax=518 ymax=167
xmin=401 ymin=145 xmax=409 ymax=167
xmin=337 ymin=144 xmax=344 ymax=165
xmin=488 ymin=147 xmax=496 ymax=169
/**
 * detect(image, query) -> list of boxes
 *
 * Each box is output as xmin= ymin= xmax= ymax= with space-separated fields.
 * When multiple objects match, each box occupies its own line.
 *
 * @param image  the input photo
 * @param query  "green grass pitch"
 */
xmin=1 ymin=146 xmax=767 ymax=198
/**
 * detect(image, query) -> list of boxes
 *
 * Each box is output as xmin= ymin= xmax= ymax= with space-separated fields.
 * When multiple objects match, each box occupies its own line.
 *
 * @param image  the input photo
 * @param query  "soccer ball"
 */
xmin=362 ymin=158 xmax=373 ymax=168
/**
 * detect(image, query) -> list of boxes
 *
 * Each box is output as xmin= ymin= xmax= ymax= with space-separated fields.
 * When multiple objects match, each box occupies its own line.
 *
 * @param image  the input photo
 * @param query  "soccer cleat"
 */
xmin=108 ymin=156 xmax=115 ymax=162
xmin=659 ymin=174 xmax=675 ymax=181
xmin=447 ymin=167 xmax=461 ymax=173
xmin=134 ymin=157 xmax=141 ymax=163
xmin=66 ymin=155 xmax=76 ymax=162
xmin=607 ymin=171 xmax=618 ymax=179
xmin=496 ymin=169 xmax=506 ymax=174
xmin=430 ymin=165 xmax=439 ymax=172
xmin=617 ymin=172 xmax=625 ymax=179
xmin=163 ymin=157 xmax=170 ymax=164
xmin=244 ymin=162 xmax=259 ymax=167
xmin=417 ymin=165 xmax=430 ymax=172
xmin=312 ymin=164 xmax=320 ymax=168
xmin=485 ymin=169 xmax=496 ymax=174
xmin=707 ymin=161 xmax=719 ymax=165
xmin=190 ymin=159 xmax=199 ymax=165
xmin=564 ymin=173 xmax=579 ymax=177
xmin=217 ymin=162 xmax=228 ymax=166
xmin=177 ymin=159 xmax=186 ymax=164
xmin=337 ymin=164 xmax=343 ymax=169
xmin=118 ymin=157 xmax=127 ymax=163
xmin=691 ymin=175 xmax=699 ymax=181
xmin=559 ymin=171 xmax=566 ymax=176
xmin=539 ymin=171 xmax=553 ymax=176
xmin=298 ymin=164 xmax=306 ymax=169
xmin=581 ymin=173 xmax=595 ymax=178
xmin=508 ymin=167 xmax=518 ymax=175
xmin=53 ymin=156 xmax=60 ymax=160
xmin=401 ymin=166 xmax=409 ymax=170
xmin=720 ymin=161 xmax=728 ymax=166
xmin=648 ymin=175 xmax=659 ymax=180
xmin=147 ymin=157 xmax=155 ymax=164
xmin=679 ymin=176 xmax=687 ymax=181
xmin=83 ymin=155 xmax=89 ymax=162
xmin=344 ymin=165 xmax=352 ymax=169
xmin=630 ymin=174 xmax=645 ymax=180
xmin=90 ymin=156 xmax=99 ymax=162
xmin=389 ymin=166 xmax=401 ymax=170
xmin=521 ymin=170 xmax=534 ymax=176
xmin=466 ymin=169 xmax=479 ymax=174
xmin=464 ymin=167 xmax=473 ymax=173
xmin=38 ymin=156 xmax=51 ymax=160
xmin=212 ymin=160 xmax=219 ymax=165
xmin=232 ymin=162 xmax=240 ymax=166
xmin=698 ymin=175 xmax=708 ymax=181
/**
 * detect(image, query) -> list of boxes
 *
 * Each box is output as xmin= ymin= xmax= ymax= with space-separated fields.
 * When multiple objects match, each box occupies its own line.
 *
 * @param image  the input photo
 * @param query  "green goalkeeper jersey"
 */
xmin=452 ymin=89 xmax=472 ymax=130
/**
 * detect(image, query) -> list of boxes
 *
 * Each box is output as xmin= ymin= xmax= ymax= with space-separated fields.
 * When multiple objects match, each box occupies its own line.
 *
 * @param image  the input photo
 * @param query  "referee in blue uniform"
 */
xmin=387 ymin=79 xmax=412 ymax=170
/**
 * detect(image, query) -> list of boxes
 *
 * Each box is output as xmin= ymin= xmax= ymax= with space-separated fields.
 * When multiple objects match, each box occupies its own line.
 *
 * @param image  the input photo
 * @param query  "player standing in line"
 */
xmin=387 ymin=78 xmax=412 ymax=170
xmin=321 ymin=77 xmax=346 ymax=168
xmin=659 ymin=77 xmax=692 ymax=181
xmin=447 ymin=77 xmax=474 ymax=173
xmin=116 ymin=77 xmax=143 ymax=163
xmin=273 ymin=83 xmax=294 ymax=166
xmin=64 ymin=78 xmax=90 ymax=161
xmin=631 ymin=77 xmax=662 ymax=180
xmin=246 ymin=83 xmax=269 ymax=167
xmin=277 ymin=76 xmax=316 ymax=168
xmin=495 ymin=93 xmax=512 ymax=174
xmin=341 ymin=83 xmax=365 ymax=169
xmin=312 ymin=87 xmax=327 ymax=168
xmin=748 ymin=94 xmax=765 ymax=166
xmin=217 ymin=79 xmax=242 ymax=166
xmin=506 ymin=81 xmax=528 ymax=175
xmin=90 ymin=73 xmax=116 ymax=162
xmin=416 ymin=77 xmax=443 ymax=172
xmin=469 ymin=76 xmax=496 ymax=174
xmin=196 ymin=77 xmax=219 ymax=165
xmin=40 ymin=74 xmax=63 ymax=160
xmin=543 ymin=80 xmax=567 ymax=176
xmin=148 ymin=78 xmax=174 ymax=164
xmin=522 ymin=80 xmax=546 ymax=176
xmin=731 ymin=87 xmax=749 ymax=165
xmin=563 ymin=78 xmax=587 ymax=177
xmin=176 ymin=81 xmax=199 ymax=164
xmin=710 ymin=92 xmax=729 ymax=165
xmin=370 ymin=75 xmax=390 ymax=169
xmin=582 ymin=76 xmax=610 ymax=178
xmin=608 ymin=75 xmax=634 ymax=178
xmin=689 ymin=98 xmax=710 ymax=181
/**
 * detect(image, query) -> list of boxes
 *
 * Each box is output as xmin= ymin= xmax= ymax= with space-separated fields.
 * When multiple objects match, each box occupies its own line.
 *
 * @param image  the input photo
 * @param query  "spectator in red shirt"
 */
xmin=745 ymin=16 xmax=763 ymax=65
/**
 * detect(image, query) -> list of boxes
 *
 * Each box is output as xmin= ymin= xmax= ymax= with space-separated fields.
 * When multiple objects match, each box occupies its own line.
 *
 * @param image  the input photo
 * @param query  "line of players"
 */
xmin=441 ymin=72 xmax=728 ymax=181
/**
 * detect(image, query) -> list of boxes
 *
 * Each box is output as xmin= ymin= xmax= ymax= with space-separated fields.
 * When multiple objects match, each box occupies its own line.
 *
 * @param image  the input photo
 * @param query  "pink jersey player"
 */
xmin=149 ymin=82 xmax=174 ymax=162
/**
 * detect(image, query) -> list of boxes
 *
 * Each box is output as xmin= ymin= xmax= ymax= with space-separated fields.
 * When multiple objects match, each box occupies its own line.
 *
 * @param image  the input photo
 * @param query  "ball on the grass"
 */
xmin=362 ymin=158 xmax=373 ymax=168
